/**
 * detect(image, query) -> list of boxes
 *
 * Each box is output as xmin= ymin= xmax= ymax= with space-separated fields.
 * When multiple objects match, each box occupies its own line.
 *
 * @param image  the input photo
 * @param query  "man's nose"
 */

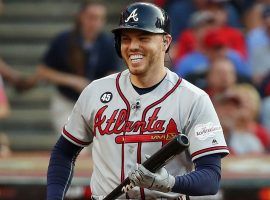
xmin=129 ymin=39 xmax=140 ymax=50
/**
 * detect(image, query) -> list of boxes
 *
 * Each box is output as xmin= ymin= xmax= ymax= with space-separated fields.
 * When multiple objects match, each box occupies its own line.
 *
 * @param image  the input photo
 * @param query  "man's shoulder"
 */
xmin=79 ymin=72 xmax=120 ymax=101
xmin=98 ymin=72 xmax=119 ymax=80
xmin=178 ymin=78 xmax=208 ymax=100
xmin=181 ymin=79 xmax=206 ymax=93
xmin=90 ymin=72 xmax=120 ymax=87
xmin=167 ymin=69 xmax=207 ymax=97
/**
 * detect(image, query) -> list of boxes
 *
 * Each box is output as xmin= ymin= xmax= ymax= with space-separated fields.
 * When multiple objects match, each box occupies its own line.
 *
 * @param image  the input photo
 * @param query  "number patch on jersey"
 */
xmin=100 ymin=92 xmax=113 ymax=103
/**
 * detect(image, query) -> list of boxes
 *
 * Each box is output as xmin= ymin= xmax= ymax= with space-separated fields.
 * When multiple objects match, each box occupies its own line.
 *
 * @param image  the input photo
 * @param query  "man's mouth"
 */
xmin=130 ymin=54 xmax=143 ymax=64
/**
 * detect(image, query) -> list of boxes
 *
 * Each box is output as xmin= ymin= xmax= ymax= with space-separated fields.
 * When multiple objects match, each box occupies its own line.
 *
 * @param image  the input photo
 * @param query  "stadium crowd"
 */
xmin=1 ymin=0 xmax=270 ymax=157
xmin=155 ymin=0 xmax=270 ymax=155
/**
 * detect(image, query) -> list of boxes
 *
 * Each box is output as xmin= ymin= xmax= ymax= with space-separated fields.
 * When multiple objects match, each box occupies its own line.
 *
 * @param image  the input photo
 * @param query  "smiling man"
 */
xmin=47 ymin=2 xmax=229 ymax=200
xmin=120 ymin=30 xmax=171 ymax=87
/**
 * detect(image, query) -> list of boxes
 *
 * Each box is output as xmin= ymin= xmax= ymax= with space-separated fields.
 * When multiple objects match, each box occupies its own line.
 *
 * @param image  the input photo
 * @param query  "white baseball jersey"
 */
xmin=63 ymin=68 xmax=229 ymax=199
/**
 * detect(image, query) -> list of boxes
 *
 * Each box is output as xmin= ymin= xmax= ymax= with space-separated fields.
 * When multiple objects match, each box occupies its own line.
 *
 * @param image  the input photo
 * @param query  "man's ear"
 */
xmin=163 ymin=34 xmax=172 ymax=53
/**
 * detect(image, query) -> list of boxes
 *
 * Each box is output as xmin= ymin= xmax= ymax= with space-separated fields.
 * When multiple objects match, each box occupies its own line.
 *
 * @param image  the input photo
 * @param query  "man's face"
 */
xmin=79 ymin=4 xmax=106 ymax=40
xmin=120 ymin=29 xmax=167 ymax=76
xmin=208 ymin=59 xmax=236 ymax=91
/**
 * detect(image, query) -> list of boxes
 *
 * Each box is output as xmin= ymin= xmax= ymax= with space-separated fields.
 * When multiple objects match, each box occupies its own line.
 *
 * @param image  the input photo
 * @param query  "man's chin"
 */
xmin=128 ymin=68 xmax=144 ymax=76
xmin=127 ymin=65 xmax=144 ymax=75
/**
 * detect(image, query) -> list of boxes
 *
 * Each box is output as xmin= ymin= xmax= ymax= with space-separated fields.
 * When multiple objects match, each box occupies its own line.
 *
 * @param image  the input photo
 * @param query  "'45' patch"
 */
xmin=100 ymin=92 xmax=113 ymax=103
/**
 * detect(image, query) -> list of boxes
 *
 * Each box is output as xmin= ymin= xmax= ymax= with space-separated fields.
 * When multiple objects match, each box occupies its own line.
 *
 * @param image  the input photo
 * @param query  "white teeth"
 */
xmin=130 ymin=55 xmax=143 ymax=59
xmin=130 ymin=55 xmax=143 ymax=63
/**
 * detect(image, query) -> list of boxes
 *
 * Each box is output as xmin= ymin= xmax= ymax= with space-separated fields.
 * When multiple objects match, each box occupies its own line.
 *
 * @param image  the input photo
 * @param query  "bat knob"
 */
xmin=178 ymin=134 xmax=189 ymax=147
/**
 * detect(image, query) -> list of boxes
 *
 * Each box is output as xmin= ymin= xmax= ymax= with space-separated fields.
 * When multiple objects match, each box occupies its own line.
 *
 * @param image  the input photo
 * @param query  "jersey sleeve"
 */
xmin=62 ymin=86 xmax=93 ymax=147
xmin=185 ymin=94 xmax=229 ymax=161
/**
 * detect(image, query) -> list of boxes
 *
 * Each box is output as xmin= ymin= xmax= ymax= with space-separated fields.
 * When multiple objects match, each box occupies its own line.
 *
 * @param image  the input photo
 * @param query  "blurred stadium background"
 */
xmin=0 ymin=0 xmax=270 ymax=200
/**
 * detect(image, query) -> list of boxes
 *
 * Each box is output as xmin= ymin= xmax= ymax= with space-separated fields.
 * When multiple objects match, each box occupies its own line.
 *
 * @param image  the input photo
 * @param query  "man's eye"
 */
xmin=140 ymin=37 xmax=149 ymax=41
xmin=121 ymin=37 xmax=129 ymax=41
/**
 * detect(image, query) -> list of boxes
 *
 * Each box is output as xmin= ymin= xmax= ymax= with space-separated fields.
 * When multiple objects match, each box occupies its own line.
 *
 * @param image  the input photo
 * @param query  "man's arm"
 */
xmin=47 ymin=136 xmax=83 ymax=200
xmin=37 ymin=64 xmax=90 ymax=93
xmin=129 ymin=154 xmax=221 ymax=196
xmin=172 ymin=154 xmax=221 ymax=196
xmin=0 ymin=58 xmax=22 ymax=85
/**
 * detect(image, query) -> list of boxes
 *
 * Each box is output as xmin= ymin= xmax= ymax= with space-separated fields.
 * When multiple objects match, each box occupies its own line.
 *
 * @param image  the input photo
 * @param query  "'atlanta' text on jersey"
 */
xmin=94 ymin=106 xmax=166 ymax=135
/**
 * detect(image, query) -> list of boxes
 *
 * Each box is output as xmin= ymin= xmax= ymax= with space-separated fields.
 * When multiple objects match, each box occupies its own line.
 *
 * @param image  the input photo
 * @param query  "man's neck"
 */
xmin=130 ymin=67 xmax=167 ymax=88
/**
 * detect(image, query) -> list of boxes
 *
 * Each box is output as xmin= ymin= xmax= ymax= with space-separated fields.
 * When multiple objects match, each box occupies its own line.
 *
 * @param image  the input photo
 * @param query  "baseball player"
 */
xmin=47 ymin=2 xmax=229 ymax=200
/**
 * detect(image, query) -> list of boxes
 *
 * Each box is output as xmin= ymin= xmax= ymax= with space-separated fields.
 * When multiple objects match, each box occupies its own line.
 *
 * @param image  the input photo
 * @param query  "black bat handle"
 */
xmin=103 ymin=178 xmax=131 ymax=200
xmin=103 ymin=134 xmax=189 ymax=200
xmin=143 ymin=134 xmax=189 ymax=172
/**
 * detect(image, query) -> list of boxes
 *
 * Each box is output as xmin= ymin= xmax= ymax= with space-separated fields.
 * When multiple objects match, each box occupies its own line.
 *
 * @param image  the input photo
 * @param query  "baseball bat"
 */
xmin=103 ymin=134 xmax=190 ymax=200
